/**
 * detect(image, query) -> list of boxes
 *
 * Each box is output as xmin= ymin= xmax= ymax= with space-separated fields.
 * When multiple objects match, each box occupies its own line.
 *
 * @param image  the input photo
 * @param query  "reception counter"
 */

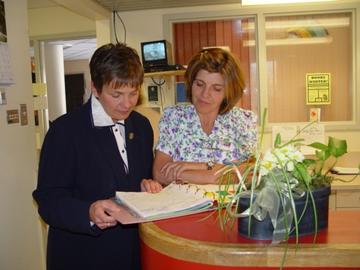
xmin=140 ymin=210 xmax=360 ymax=269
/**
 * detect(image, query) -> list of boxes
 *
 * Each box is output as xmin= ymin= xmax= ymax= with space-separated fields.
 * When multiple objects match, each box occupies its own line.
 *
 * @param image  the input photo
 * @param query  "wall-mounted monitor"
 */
xmin=140 ymin=40 xmax=172 ymax=72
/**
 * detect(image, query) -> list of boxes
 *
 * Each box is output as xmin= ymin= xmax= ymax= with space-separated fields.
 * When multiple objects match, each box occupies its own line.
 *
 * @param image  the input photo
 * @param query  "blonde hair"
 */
xmin=184 ymin=48 xmax=245 ymax=114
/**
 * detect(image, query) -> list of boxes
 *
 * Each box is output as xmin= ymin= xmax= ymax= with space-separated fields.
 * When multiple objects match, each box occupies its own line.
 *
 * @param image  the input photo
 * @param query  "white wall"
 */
xmin=28 ymin=6 xmax=95 ymax=38
xmin=0 ymin=0 xmax=44 ymax=269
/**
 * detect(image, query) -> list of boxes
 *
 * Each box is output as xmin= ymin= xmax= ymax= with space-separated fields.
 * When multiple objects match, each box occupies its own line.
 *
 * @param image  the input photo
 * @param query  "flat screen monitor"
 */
xmin=141 ymin=40 xmax=171 ymax=72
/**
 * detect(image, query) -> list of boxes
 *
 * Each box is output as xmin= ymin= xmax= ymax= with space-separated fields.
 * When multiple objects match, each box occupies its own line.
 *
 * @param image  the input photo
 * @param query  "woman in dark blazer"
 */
xmin=33 ymin=43 xmax=161 ymax=270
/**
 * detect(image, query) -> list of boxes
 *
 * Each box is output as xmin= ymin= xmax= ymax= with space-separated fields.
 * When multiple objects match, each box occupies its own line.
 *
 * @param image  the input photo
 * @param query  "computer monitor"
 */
xmin=140 ymin=40 xmax=172 ymax=72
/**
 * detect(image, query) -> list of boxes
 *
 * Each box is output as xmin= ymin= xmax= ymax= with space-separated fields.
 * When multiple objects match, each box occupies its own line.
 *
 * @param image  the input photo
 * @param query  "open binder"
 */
xmin=112 ymin=182 xmax=235 ymax=224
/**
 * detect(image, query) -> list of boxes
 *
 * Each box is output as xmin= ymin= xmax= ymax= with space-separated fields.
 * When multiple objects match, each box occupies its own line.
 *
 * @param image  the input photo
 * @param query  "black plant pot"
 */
xmin=237 ymin=185 xmax=331 ymax=240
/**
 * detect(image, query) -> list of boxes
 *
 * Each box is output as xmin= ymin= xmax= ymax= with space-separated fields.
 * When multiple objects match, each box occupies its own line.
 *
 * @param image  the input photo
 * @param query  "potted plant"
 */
xmin=216 ymin=109 xmax=359 ymax=251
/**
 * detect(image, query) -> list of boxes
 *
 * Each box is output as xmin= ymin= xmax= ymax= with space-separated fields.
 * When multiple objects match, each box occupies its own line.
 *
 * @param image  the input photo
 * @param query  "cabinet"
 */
xmin=329 ymin=152 xmax=360 ymax=210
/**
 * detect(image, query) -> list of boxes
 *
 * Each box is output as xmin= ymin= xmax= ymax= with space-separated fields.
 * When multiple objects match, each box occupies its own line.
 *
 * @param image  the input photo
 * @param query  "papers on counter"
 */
xmin=331 ymin=166 xmax=359 ymax=175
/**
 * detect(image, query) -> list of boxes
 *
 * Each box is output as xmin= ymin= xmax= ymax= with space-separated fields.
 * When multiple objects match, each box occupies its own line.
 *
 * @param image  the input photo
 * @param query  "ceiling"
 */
xmin=28 ymin=0 xmax=98 ymax=61
xmin=47 ymin=38 xmax=97 ymax=61
xmin=27 ymin=0 xmax=242 ymax=13
xmin=28 ymin=0 xmax=345 ymax=12
xmin=27 ymin=0 xmax=241 ymax=61
xmin=93 ymin=0 xmax=241 ymax=12
xmin=27 ymin=0 xmax=57 ymax=9
xmin=29 ymin=38 xmax=97 ymax=62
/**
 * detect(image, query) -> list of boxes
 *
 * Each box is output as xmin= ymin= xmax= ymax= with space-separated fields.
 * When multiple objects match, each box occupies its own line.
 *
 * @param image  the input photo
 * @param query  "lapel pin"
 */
xmin=129 ymin=132 xmax=134 ymax=140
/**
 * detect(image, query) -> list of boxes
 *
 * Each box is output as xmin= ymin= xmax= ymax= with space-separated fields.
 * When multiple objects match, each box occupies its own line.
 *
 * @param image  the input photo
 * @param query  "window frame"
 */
xmin=163 ymin=1 xmax=360 ymax=131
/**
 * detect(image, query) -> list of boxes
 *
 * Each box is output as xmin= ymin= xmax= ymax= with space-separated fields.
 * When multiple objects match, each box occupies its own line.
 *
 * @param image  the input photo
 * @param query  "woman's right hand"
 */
xmin=89 ymin=199 xmax=119 ymax=230
xmin=140 ymin=179 xmax=163 ymax=193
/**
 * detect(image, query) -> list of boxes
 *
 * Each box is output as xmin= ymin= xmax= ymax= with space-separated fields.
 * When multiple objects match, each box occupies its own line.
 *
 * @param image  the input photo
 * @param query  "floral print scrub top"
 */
xmin=156 ymin=104 xmax=257 ymax=164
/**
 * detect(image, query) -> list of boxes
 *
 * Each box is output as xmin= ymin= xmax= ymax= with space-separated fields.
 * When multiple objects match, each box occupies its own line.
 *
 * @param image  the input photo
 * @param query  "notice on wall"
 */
xmin=298 ymin=123 xmax=325 ymax=155
xmin=0 ymin=0 xmax=14 ymax=86
xmin=272 ymin=125 xmax=298 ymax=146
xmin=20 ymin=104 xmax=28 ymax=126
xmin=309 ymin=107 xmax=321 ymax=122
xmin=306 ymin=73 xmax=331 ymax=105
xmin=6 ymin=109 xmax=19 ymax=124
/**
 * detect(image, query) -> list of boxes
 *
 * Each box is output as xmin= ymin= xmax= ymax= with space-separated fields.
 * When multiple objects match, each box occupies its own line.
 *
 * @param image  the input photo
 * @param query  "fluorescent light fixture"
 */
xmin=242 ymin=0 xmax=337 ymax=5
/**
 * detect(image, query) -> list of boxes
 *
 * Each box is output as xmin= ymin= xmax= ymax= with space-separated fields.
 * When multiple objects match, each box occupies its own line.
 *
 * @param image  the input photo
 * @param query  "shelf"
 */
xmin=243 ymin=36 xmax=333 ymax=47
xmin=144 ymin=70 xmax=185 ymax=78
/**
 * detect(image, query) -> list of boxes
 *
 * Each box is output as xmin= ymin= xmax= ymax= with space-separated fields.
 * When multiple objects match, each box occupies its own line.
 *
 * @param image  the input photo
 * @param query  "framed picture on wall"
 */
xmin=0 ymin=0 xmax=6 ymax=43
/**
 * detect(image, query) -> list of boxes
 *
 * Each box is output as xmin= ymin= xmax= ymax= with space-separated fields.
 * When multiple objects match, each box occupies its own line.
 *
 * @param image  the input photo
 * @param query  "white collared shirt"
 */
xmin=91 ymin=95 xmax=129 ymax=173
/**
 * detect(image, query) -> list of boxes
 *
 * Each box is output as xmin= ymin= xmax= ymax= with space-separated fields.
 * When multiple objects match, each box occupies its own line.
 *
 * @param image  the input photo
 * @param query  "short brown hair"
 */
xmin=184 ymin=48 xmax=245 ymax=114
xmin=90 ymin=43 xmax=144 ymax=105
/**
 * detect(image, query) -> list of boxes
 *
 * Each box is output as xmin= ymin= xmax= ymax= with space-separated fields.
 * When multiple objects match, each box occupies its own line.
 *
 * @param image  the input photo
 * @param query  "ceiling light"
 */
xmin=63 ymin=43 xmax=73 ymax=49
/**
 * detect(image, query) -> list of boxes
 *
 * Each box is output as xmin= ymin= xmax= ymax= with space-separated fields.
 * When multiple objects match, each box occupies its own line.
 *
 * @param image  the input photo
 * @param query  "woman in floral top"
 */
xmin=153 ymin=48 xmax=257 ymax=185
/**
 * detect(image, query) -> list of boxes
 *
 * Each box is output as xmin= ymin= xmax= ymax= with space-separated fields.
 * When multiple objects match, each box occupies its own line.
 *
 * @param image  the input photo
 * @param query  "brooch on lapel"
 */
xmin=129 ymin=132 xmax=135 ymax=140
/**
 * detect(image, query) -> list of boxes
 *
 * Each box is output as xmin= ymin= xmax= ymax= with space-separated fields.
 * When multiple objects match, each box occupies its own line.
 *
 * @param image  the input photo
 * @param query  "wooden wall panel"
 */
xmin=173 ymin=23 xmax=184 ymax=65
xmin=183 ymin=23 xmax=194 ymax=63
xmin=191 ymin=22 xmax=201 ymax=55
xmin=207 ymin=21 xmax=216 ymax=48
xmin=223 ymin=20 xmax=233 ymax=48
xmin=199 ymin=22 xmax=209 ymax=48
xmin=215 ymin=21 xmax=224 ymax=45
xmin=238 ymin=19 xmax=251 ymax=109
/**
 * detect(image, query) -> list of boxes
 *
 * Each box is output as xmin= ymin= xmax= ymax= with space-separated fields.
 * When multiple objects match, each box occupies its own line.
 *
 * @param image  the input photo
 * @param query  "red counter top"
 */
xmin=140 ymin=210 xmax=360 ymax=269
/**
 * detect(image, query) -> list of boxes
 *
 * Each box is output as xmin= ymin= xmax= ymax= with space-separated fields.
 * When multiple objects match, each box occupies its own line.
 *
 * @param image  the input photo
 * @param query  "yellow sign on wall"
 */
xmin=306 ymin=73 xmax=331 ymax=105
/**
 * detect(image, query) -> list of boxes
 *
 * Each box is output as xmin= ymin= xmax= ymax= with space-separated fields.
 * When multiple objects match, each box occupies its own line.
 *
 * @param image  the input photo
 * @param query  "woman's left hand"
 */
xmin=160 ymin=161 xmax=203 ymax=181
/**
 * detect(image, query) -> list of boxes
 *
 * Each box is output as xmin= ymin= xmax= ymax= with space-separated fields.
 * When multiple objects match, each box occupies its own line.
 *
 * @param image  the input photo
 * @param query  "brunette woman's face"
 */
xmin=92 ymin=82 xmax=139 ymax=121
xmin=191 ymin=69 xmax=225 ymax=115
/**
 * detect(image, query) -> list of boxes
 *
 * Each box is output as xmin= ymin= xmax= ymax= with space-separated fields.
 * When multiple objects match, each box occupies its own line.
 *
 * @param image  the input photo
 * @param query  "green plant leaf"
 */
xmin=294 ymin=162 xmax=312 ymax=185
xmin=328 ymin=137 xmax=347 ymax=158
xmin=303 ymin=159 xmax=316 ymax=166
xmin=315 ymin=149 xmax=330 ymax=161
xmin=308 ymin=142 xmax=328 ymax=151
xmin=281 ymin=138 xmax=304 ymax=148
xmin=274 ymin=133 xmax=282 ymax=148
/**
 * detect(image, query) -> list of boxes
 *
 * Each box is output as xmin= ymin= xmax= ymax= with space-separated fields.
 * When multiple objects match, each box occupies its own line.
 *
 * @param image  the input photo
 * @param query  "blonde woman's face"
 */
xmin=191 ymin=69 xmax=225 ymax=115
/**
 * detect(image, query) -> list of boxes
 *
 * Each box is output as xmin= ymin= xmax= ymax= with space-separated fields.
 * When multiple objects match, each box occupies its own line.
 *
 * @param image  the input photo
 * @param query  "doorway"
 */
xmin=65 ymin=73 xmax=85 ymax=112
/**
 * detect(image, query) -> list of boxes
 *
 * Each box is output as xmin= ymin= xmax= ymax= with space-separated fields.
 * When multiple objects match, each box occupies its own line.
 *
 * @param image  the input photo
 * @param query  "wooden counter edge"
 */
xmin=140 ymin=222 xmax=360 ymax=268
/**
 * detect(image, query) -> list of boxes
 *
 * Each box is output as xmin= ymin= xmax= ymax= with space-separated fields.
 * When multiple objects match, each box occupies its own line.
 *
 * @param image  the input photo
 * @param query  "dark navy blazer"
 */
xmin=33 ymin=100 xmax=154 ymax=270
